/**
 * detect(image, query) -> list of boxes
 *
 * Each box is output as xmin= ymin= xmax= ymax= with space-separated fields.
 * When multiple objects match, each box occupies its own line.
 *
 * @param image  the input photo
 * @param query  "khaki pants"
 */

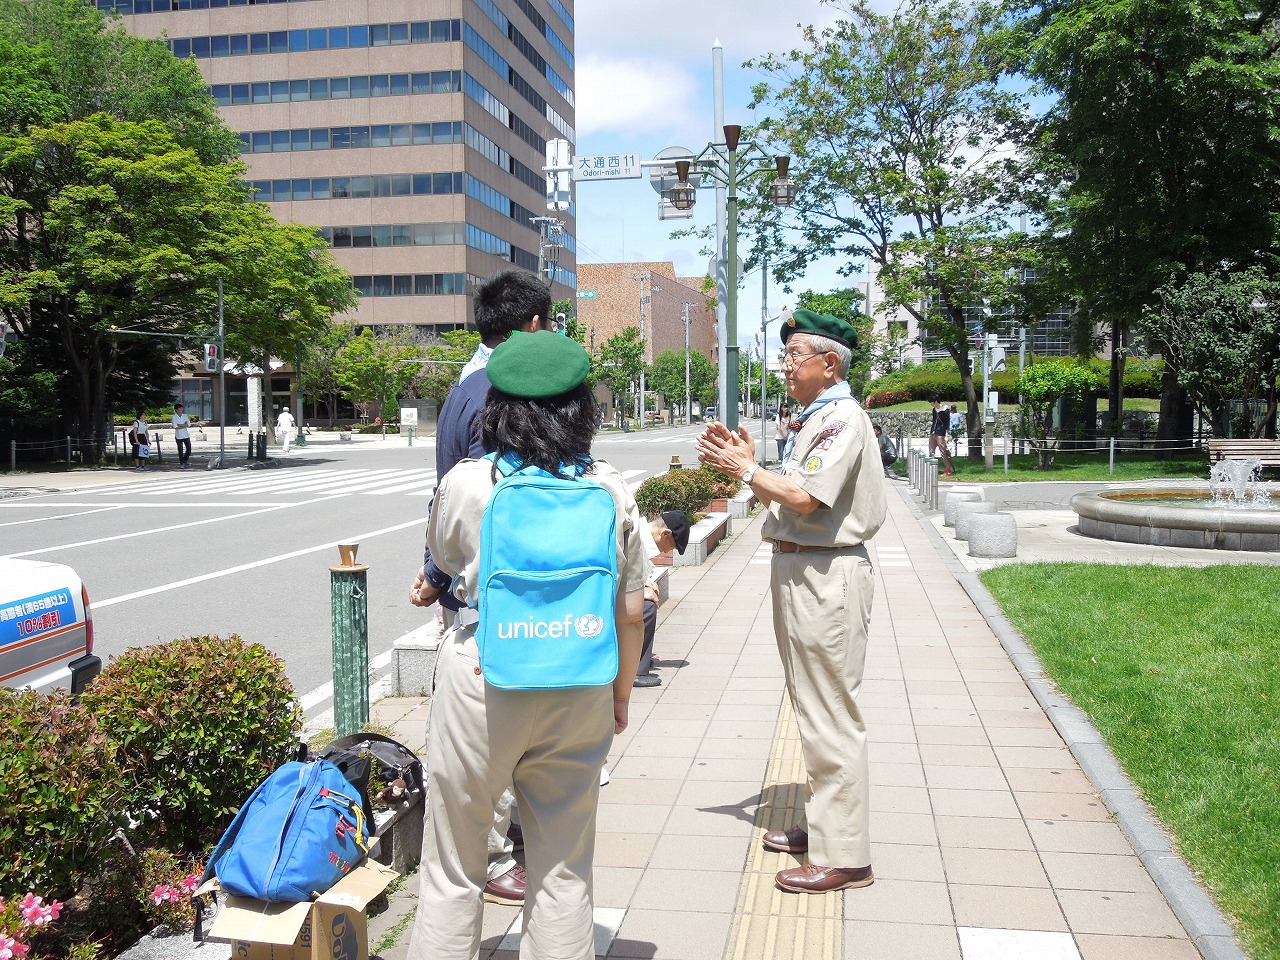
xmin=408 ymin=626 xmax=613 ymax=960
xmin=770 ymin=546 xmax=874 ymax=868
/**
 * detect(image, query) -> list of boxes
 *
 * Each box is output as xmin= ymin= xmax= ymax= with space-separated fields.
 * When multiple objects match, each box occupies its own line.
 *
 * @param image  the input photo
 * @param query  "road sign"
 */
xmin=399 ymin=408 xmax=418 ymax=425
xmin=573 ymin=153 xmax=641 ymax=181
xmin=577 ymin=290 xmax=596 ymax=299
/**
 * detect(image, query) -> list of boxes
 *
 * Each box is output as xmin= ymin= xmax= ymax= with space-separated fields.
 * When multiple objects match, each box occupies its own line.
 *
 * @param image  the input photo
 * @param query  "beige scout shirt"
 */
xmin=428 ymin=457 xmax=648 ymax=607
xmin=762 ymin=397 xmax=887 ymax=548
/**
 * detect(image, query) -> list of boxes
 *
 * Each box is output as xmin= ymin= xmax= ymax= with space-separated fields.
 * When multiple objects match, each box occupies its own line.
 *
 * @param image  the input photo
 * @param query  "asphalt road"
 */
xmin=1 ymin=422 xmax=740 ymax=717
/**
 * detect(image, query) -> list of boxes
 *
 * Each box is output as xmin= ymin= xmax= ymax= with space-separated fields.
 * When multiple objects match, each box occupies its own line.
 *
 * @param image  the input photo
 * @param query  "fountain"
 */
xmin=1071 ymin=458 xmax=1279 ymax=551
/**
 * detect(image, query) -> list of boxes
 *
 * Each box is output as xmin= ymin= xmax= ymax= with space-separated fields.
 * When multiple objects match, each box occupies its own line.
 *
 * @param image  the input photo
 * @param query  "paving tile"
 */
xmin=916 ymin=724 xmax=992 ymax=746
xmin=935 ymin=815 xmax=1035 ymax=851
xmin=695 ymin=737 xmax=775 ymax=761
xmin=593 ymin=831 xmax=658 ymax=867
xmin=684 ymin=757 xmax=768 ymax=782
xmin=609 ymin=908 xmax=732 ymax=959
xmin=869 ymin=810 xmax=939 ymax=845
xmin=870 ymin=722 xmax=919 ymax=744
xmin=924 ymin=765 xmax=1011 ymax=792
xmin=704 ymin=719 xmax=778 ymax=740
xmin=870 ymin=841 xmax=947 ymax=883
xmin=606 ymin=754 xmax=693 ymax=781
xmin=1015 ymin=791 xmax=1109 ymax=822
xmin=598 ymin=778 xmax=684 ymax=806
xmin=957 ymin=927 xmax=1082 ymax=960
xmin=619 ymin=735 xmax=702 ymax=758
xmin=1038 ymin=852 xmax=1161 ymax=894
xmin=662 ymin=803 xmax=758 ymax=838
xmin=1003 ymin=767 xmax=1095 ymax=794
xmin=996 ymin=745 xmax=1077 ymax=769
xmin=979 ymin=708 xmax=1055 ymax=729
xmin=637 ymin=717 xmax=710 ymax=739
xmin=1028 ymin=820 xmax=1133 ymax=855
xmin=843 ymin=877 xmax=954 ymax=925
xmin=870 ymin=761 xmax=928 ymax=788
xmin=870 ymin=740 xmax=923 ymax=765
xmin=940 ymin=846 xmax=1050 ymax=889
xmin=1074 ymin=933 xmax=1202 ymax=959
xmin=591 ymin=866 xmax=643 ymax=907
xmin=870 ymin=784 xmax=933 ymax=815
xmin=933 ymin=777 xmax=1029 ymax=817
xmin=647 ymin=833 xmax=751 ymax=872
xmin=675 ymin=779 xmax=764 ymax=810
xmin=629 ymin=867 xmax=743 ymax=914
xmin=950 ymin=883 xmax=1068 ymax=931
xmin=986 ymin=726 xmax=1067 ymax=748
xmin=844 ymin=919 xmax=962 ymax=960
xmin=1057 ymin=889 xmax=1188 ymax=938
xmin=595 ymin=803 xmax=671 ymax=835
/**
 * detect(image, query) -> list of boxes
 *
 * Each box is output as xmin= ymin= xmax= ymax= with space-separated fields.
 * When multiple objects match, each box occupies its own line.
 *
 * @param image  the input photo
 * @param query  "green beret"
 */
xmin=487 ymin=330 xmax=590 ymax=398
xmin=781 ymin=308 xmax=860 ymax=351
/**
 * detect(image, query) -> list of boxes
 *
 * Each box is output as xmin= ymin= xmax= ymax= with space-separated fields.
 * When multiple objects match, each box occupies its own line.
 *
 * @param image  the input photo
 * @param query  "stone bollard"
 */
xmin=954 ymin=500 xmax=998 ymax=541
xmin=944 ymin=491 xmax=983 ymax=527
xmin=968 ymin=512 xmax=1018 ymax=558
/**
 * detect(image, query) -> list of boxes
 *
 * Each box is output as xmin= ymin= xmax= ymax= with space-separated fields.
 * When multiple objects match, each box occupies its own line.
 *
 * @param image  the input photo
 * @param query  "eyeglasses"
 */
xmin=780 ymin=351 xmax=824 ymax=368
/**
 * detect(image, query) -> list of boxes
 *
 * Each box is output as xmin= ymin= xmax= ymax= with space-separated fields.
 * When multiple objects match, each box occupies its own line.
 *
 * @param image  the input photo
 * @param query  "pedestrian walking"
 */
xmin=276 ymin=406 xmax=296 ymax=454
xmin=928 ymin=395 xmax=955 ymax=475
xmin=171 ymin=403 xmax=192 ymax=469
xmin=696 ymin=308 xmax=886 ymax=894
xmin=774 ymin=404 xmax=791 ymax=462
xmin=406 ymin=331 xmax=646 ymax=960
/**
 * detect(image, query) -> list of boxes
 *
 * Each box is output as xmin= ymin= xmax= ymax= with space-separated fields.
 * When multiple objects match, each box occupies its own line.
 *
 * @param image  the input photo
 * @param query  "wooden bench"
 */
xmin=1208 ymin=439 xmax=1280 ymax=469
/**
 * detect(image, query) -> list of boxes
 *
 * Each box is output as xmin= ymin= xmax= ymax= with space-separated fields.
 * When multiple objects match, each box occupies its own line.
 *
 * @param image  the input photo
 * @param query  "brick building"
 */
xmin=575 ymin=263 xmax=717 ymax=364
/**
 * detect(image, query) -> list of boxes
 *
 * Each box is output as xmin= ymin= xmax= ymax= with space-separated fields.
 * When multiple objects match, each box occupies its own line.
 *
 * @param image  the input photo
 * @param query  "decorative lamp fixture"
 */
xmin=669 ymin=159 xmax=697 ymax=211
xmin=723 ymin=124 xmax=742 ymax=151
xmin=769 ymin=156 xmax=797 ymax=207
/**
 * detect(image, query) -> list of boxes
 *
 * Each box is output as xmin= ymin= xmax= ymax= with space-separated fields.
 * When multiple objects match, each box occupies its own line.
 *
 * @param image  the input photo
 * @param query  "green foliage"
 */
xmin=634 ymin=466 xmax=726 ymax=519
xmin=81 ymin=634 xmax=301 ymax=854
xmin=596 ymin=326 xmax=644 ymax=411
xmin=1141 ymin=270 xmax=1280 ymax=437
xmin=416 ymin=329 xmax=480 ymax=410
xmin=135 ymin=848 xmax=203 ymax=933
xmin=300 ymin=316 xmax=357 ymax=426
xmin=1016 ymin=358 xmax=1098 ymax=468
xmin=648 ymin=348 xmax=717 ymax=410
xmin=0 ymin=340 xmax=58 ymax=423
xmin=334 ymin=327 xmax=424 ymax=420
xmin=0 ymin=688 xmax=123 ymax=900
xmin=746 ymin=0 xmax=1035 ymax=418
xmin=865 ymin=387 xmax=910 ymax=409
xmin=982 ymin=563 xmax=1280 ymax=960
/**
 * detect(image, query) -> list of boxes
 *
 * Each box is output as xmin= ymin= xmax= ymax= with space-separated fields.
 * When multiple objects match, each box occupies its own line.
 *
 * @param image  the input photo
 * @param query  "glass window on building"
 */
xmin=172 ymin=378 xmax=214 ymax=422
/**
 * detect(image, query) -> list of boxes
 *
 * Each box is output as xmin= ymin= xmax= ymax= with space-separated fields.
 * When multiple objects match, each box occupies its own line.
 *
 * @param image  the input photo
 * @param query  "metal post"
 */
xmin=247 ymin=432 xmax=255 ymax=459
xmin=638 ymin=276 xmax=646 ymax=430
xmin=330 ymin=543 xmax=370 ymax=737
xmin=759 ymin=259 xmax=768 ymax=464
xmin=713 ymin=42 xmax=729 ymax=429
xmin=66 ymin=436 xmax=72 ymax=466
xmin=9 ymin=439 xmax=14 ymax=473
xmin=928 ymin=459 xmax=940 ymax=510
xmin=725 ymin=133 xmax=741 ymax=433
xmin=1004 ymin=436 xmax=1010 ymax=474
xmin=257 ymin=430 xmax=268 ymax=460
xmin=295 ymin=340 xmax=306 ymax=448
xmin=218 ymin=280 xmax=227 ymax=470
xmin=682 ymin=302 xmax=693 ymax=426
xmin=1109 ymin=437 xmax=1116 ymax=475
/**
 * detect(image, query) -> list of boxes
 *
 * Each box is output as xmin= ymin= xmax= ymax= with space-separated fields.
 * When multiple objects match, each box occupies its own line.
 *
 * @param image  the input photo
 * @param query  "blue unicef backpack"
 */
xmin=475 ymin=453 xmax=619 ymax=690
xmin=201 ymin=760 xmax=369 ymax=902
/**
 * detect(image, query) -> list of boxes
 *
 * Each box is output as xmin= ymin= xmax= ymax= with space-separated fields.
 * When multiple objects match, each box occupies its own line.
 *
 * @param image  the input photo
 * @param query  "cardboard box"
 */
xmin=198 ymin=861 xmax=398 ymax=960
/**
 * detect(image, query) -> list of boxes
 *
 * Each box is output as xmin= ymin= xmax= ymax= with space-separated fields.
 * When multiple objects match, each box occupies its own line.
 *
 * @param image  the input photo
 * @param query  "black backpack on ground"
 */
xmin=315 ymin=733 xmax=424 ymax=828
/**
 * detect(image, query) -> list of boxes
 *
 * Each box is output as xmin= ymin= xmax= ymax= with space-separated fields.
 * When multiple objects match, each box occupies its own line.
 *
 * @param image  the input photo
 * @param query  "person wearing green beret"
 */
xmin=407 ymin=330 xmax=648 ymax=960
xmin=695 ymin=307 xmax=887 ymax=894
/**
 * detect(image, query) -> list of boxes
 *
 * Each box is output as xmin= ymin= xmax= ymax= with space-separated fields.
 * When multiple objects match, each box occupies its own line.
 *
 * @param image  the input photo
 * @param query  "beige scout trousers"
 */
xmin=407 ymin=626 xmax=613 ymax=960
xmin=770 ymin=546 xmax=874 ymax=868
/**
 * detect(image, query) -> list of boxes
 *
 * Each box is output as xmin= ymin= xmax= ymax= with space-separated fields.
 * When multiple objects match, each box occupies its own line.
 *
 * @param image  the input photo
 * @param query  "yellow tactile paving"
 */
xmin=723 ymin=700 xmax=842 ymax=960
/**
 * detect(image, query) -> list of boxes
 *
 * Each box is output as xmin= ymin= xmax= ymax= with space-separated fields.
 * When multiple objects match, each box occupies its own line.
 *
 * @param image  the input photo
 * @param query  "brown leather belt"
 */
xmin=772 ymin=540 xmax=830 ymax=554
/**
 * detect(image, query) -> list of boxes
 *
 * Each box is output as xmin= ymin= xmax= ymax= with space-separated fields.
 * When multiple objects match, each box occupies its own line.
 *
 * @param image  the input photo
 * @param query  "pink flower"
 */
xmin=18 ymin=894 xmax=54 ymax=928
xmin=151 ymin=884 xmax=172 ymax=906
xmin=45 ymin=901 xmax=61 ymax=923
xmin=180 ymin=875 xmax=200 ymax=894
xmin=0 ymin=934 xmax=29 ymax=960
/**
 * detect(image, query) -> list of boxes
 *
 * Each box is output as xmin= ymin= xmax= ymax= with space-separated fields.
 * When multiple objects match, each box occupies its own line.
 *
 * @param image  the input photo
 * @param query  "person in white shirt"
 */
xmin=276 ymin=406 xmax=296 ymax=454
xmin=131 ymin=410 xmax=149 ymax=471
xmin=171 ymin=403 xmax=192 ymax=469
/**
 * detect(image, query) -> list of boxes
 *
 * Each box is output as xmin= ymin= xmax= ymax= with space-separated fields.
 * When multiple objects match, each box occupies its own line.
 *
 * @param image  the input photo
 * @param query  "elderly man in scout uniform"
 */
xmin=695 ymin=308 xmax=886 ymax=894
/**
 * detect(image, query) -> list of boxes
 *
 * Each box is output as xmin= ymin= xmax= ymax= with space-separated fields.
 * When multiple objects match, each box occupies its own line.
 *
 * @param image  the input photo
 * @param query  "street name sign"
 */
xmin=573 ymin=153 xmax=641 ymax=181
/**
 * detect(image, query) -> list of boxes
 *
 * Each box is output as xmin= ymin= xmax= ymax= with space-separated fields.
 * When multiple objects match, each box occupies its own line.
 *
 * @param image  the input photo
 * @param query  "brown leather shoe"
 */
xmin=775 ymin=864 xmax=874 ymax=894
xmin=482 ymin=864 xmax=527 ymax=904
xmin=506 ymin=822 xmax=524 ymax=850
xmin=762 ymin=827 xmax=809 ymax=853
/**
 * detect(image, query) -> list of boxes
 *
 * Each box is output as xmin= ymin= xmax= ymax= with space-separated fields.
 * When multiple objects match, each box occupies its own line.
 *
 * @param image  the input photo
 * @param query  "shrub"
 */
xmin=82 ymin=635 xmax=302 ymax=854
xmin=635 ymin=467 xmax=716 ymax=518
xmin=865 ymin=387 xmax=910 ymax=409
xmin=136 ymin=849 xmax=203 ymax=934
xmin=0 ymin=690 xmax=124 ymax=900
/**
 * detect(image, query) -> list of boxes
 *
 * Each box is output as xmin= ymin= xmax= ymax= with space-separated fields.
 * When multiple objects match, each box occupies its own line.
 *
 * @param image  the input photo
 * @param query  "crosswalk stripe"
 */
xmin=359 ymin=474 xmax=439 ymax=495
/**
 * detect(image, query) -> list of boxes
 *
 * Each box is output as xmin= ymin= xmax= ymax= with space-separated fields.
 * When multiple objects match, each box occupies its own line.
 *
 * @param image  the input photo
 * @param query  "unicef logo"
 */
xmin=574 ymin=614 xmax=605 ymax=638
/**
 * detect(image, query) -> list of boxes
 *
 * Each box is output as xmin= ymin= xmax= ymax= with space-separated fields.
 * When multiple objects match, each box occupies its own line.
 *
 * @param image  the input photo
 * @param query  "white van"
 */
xmin=0 ymin=558 xmax=102 ymax=694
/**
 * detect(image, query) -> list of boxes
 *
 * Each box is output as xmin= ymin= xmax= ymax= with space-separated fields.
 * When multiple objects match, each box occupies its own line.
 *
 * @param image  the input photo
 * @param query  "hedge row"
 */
xmin=634 ymin=465 xmax=738 ymax=519
xmin=865 ymin=357 xmax=1166 ymax=407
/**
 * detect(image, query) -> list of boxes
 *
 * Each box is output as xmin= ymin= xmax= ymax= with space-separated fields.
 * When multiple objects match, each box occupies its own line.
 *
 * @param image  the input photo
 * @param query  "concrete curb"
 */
xmin=893 ymin=484 xmax=1247 ymax=960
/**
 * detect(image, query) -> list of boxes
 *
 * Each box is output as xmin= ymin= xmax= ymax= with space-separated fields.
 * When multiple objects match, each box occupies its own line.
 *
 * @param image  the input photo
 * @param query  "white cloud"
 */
xmin=576 ymin=56 xmax=700 ymax=138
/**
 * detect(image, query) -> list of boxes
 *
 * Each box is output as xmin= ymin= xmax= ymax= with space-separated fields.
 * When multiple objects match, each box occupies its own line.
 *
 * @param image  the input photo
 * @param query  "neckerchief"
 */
xmin=457 ymin=342 xmax=493 ymax=383
xmin=781 ymin=382 xmax=852 ymax=472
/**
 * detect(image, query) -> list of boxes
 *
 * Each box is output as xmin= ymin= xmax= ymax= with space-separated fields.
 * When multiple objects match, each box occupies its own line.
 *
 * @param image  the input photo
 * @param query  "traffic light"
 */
xmin=203 ymin=342 xmax=219 ymax=373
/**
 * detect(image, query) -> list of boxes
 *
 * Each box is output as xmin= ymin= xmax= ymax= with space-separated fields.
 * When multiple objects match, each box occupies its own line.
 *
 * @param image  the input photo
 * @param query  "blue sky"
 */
xmin=572 ymin=1 xmax=849 ymax=356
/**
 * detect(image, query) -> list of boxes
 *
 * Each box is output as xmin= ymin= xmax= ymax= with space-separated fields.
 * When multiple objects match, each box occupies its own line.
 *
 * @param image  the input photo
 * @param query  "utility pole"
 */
xmin=532 ymin=216 xmax=565 ymax=287
xmin=759 ymin=258 xmax=769 ymax=464
xmin=631 ymin=273 xmax=659 ymax=430
xmin=681 ymin=302 xmax=694 ymax=424
xmin=217 ymin=280 xmax=226 ymax=469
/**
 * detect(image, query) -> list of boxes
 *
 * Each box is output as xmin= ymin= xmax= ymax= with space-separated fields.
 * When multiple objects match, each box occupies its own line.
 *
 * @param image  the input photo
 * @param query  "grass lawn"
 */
xmin=932 ymin=449 xmax=1210 ymax=483
xmin=981 ymin=563 xmax=1280 ymax=960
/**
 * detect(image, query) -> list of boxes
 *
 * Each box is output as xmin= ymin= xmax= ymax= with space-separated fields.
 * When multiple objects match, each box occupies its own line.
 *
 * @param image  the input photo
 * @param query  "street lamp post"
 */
xmin=664 ymin=129 xmax=796 ymax=434
xmin=681 ymin=301 xmax=694 ymax=425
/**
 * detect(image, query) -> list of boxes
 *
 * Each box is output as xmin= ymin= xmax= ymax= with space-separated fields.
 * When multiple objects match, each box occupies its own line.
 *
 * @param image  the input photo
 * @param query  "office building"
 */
xmin=103 ymin=0 xmax=578 ymax=332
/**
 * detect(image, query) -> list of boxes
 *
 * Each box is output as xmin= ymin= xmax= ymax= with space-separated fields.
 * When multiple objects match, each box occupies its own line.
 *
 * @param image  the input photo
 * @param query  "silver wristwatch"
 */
xmin=742 ymin=465 xmax=758 ymax=485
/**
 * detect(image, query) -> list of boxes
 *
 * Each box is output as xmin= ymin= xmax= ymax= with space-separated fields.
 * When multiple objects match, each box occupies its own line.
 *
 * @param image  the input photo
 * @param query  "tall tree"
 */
xmin=648 ymin=348 xmax=718 ymax=416
xmin=746 ymin=0 xmax=1033 ymax=457
xmin=597 ymin=327 xmax=644 ymax=426
xmin=300 ymin=316 xmax=357 ymax=427
xmin=335 ymin=327 xmax=424 ymax=423
xmin=794 ymin=288 xmax=874 ymax=395
xmin=1015 ymin=0 xmax=1280 ymax=444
